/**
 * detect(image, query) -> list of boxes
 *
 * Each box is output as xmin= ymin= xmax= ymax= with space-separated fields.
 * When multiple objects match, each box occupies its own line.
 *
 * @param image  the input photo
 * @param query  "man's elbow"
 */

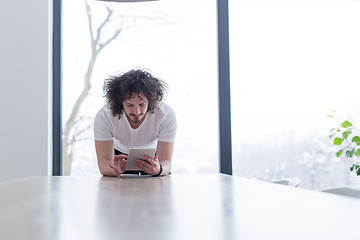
xmin=98 ymin=167 xmax=117 ymax=177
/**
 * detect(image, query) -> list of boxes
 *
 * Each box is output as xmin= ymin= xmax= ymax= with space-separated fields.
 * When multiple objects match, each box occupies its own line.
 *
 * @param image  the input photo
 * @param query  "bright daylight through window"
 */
xmin=230 ymin=0 xmax=360 ymax=190
xmin=62 ymin=0 xmax=218 ymax=176
xmin=63 ymin=0 xmax=360 ymax=190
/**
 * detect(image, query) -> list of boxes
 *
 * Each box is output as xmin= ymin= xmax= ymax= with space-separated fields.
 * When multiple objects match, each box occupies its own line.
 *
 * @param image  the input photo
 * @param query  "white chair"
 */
xmin=272 ymin=178 xmax=300 ymax=187
xmin=322 ymin=186 xmax=360 ymax=199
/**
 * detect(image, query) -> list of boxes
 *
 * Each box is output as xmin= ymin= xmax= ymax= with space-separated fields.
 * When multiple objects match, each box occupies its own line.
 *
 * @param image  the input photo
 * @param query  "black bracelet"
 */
xmin=152 ymin=164 xmax=163 ymax=177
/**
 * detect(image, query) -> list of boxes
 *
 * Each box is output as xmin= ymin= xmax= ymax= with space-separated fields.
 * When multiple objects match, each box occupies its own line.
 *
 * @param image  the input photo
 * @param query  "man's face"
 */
xmin=122 ymin=92 xmax=149 ymax=124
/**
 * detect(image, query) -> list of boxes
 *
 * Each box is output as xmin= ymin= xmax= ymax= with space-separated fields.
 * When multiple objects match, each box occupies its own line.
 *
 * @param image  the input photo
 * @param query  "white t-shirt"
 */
xmin=94 ymin=102 xmax=177 ymax=154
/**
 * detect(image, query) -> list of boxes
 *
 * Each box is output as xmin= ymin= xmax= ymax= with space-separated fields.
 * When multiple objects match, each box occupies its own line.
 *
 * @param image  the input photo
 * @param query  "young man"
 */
xmin=94 ymin=69 xmax=177 ymax=177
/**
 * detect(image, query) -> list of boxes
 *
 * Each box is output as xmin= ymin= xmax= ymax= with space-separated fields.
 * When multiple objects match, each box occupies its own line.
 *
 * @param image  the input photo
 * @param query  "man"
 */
xmin=94 ymin=69 xmax=177 ymax=177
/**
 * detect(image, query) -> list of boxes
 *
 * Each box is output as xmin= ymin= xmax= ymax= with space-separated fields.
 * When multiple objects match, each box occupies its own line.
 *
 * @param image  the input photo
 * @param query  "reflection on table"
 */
xmin=0 ymin=173 xmax=360 ymax=240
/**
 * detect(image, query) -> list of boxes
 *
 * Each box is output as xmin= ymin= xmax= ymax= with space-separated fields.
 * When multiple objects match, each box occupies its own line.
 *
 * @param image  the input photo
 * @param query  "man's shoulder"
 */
xmin=154 ymin=102 xmax=175 ymax=116
xmin=96 ymin=104 xmax=112 ymax=116
xmin=95 ymin=105 xmax=116 ymax=124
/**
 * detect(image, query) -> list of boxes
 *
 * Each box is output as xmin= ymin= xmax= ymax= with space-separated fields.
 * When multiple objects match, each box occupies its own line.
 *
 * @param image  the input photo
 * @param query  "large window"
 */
xmin=60 ymin=0 xmax=360 ymax=190
xmin=62 ymin=0 xmax=218 ymax=175
xmin=230 ymin=0 xmax=360 ymax=190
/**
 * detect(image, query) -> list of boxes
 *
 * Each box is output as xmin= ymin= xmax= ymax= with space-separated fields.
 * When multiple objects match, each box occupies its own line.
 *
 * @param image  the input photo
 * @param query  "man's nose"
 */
xmin=134 ymin=106 xmax=141 ymax=115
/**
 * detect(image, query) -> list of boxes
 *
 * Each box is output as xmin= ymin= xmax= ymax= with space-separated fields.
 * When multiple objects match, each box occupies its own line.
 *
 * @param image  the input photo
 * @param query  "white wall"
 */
xmin=0 ymin=0 xmax=51 ymax=181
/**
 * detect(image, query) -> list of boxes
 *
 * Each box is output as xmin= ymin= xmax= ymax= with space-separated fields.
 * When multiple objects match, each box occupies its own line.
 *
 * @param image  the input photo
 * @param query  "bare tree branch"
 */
xmin=63 ymin=1 xmax=177 ymax=175
xmin=99 ymin=28 xmax=122 ymax=51
xmin=85 ymin=1 xmax=95 ymax=43
xmin=95 ymin=8 xmax=113 ymax=47
xmin=74 ymin=122 xmax=94 ymax=140
xmin=73 ymin=137 xmax=94 ymax=143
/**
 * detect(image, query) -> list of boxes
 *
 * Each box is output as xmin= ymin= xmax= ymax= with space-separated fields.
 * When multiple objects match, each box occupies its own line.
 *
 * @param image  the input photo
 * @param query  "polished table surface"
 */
xmin=1 ymin=173 xmax=359 ymax=240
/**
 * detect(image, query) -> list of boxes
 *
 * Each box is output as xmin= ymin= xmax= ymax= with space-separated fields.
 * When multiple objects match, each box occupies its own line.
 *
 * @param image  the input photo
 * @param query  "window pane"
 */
xmin=230 ymin=0 xmax=360 ymax=190
xmin=62 ymin=0 xmax=218 ymax=175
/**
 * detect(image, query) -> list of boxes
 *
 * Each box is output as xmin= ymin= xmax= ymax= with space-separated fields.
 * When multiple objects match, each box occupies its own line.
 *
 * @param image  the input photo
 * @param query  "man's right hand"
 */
xmin=109 ymin=154 xmax=127 ymax=176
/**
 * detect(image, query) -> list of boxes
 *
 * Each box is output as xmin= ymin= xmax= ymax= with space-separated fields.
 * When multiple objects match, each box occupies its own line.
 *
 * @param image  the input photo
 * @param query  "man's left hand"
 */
xmin=135 ymin=155 xmax=161 ymax=176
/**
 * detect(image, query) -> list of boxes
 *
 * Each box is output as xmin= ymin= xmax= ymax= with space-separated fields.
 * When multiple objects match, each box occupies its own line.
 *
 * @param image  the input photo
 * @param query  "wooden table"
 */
xmin=0 ymin=173 xmax=359 ymax=240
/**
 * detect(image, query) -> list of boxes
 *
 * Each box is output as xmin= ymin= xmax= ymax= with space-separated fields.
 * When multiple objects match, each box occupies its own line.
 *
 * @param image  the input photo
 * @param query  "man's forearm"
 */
xmin=98 ymin=159 xmax=118 ymax=177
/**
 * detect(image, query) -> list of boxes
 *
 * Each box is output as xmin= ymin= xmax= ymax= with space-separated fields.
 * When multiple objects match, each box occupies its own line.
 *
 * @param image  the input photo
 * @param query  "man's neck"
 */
xmin=126 ymin=114 xmax=146 ymax=129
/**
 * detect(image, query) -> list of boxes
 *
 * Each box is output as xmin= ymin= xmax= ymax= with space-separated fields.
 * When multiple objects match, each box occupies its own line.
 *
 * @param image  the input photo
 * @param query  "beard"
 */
xmin=126 ymin=112 xmax=145 ymax=124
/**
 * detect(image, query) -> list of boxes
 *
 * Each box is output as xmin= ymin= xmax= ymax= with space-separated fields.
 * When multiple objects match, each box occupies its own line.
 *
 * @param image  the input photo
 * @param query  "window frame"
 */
xmin=52 ymin=0 xmax=232 ymax=176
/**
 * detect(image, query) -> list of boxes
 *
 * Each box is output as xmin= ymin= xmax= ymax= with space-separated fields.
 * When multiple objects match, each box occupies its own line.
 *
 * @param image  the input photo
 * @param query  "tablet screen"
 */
xmin=126 ymin=148 xmax=156 ymax=171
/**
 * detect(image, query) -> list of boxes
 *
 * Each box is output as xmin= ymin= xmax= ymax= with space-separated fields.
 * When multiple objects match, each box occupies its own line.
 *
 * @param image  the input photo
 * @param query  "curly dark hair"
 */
xmin=103 ymin=69 xmax=168 ymax=118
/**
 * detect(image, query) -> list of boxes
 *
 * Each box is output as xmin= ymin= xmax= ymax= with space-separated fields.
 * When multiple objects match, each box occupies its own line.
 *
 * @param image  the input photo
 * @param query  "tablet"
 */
xmin=126 ymin=148 xmax=156 ymax=171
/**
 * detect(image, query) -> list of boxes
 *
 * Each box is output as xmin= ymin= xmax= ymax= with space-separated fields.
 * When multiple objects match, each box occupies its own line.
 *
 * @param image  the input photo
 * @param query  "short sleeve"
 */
xmin=94 ymin=107 xmax=114 ymax=141
xmin=158 ymin=107 xmax=177 ymax=142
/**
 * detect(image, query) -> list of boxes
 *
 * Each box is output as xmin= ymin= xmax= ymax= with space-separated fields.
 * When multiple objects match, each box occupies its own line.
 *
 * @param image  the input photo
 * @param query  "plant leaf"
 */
xmin=351 ymin=148 xmax=356 ymax=156
xmin=341 ymin=120 xmax=352 ymax=128
xmin=329 ymin=133 xmax=336 ymax=140
xmin=355 ymin=149 xmax=360 ymax=157
xmin=346 ymin=150 xmax=351 ymax=158
xmin=336 ymin=150 xmax=344 ymax=157
xmin=329 ymin=128 xmax=340 ymax=139
xmin=342 ymin=129 xmax=352 ymax=139
xmin=357 ymin=168 xmax=360 ymax=176
xmin=334 ymin=137 xmax=344 ymax=145
xmin=329 ymin=128 xmax=338 ymax=134
xmin=352 ymin=136 xmax=360 ymax=145
xmin=346 ymin=148 xmax=355 ymax=158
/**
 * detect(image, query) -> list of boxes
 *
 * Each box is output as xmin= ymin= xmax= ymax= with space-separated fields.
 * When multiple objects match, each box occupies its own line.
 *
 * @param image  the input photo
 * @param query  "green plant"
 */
xmin=328 ymin=117 xmax=360 ymax=176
